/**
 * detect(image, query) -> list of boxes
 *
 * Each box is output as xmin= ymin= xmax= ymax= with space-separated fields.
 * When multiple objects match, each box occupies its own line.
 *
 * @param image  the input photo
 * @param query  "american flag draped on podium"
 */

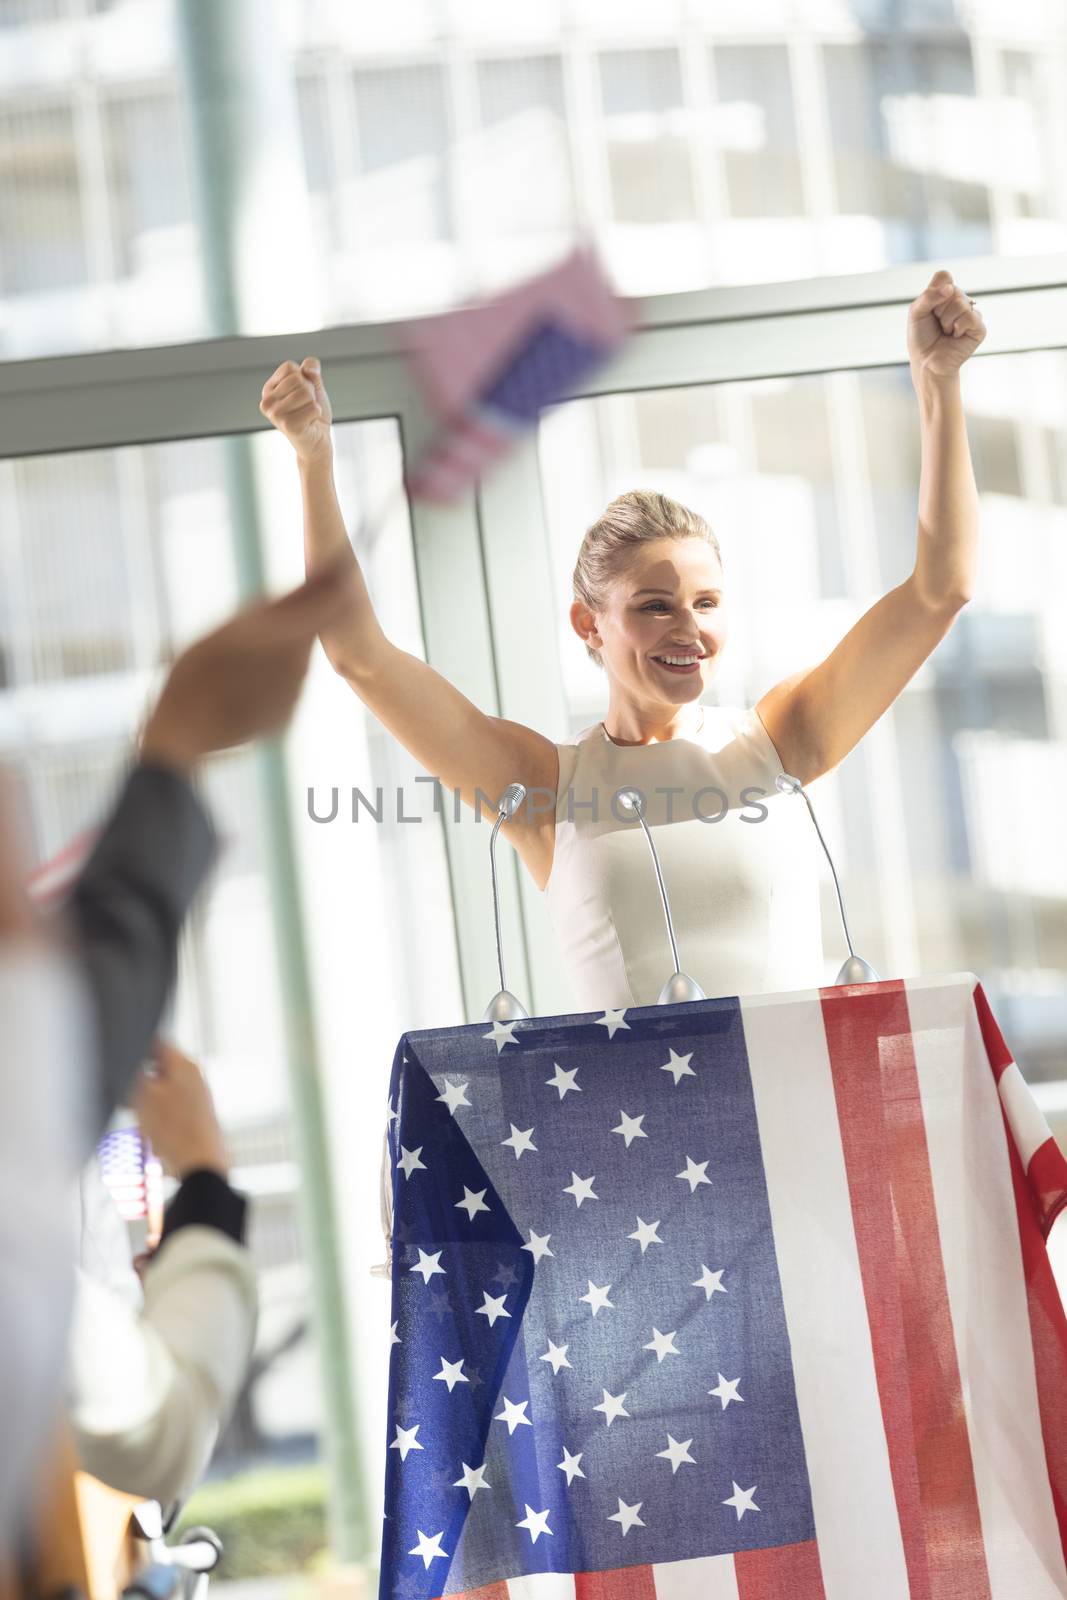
xmin=380 ymin=973 xmax=1067 ymax=1600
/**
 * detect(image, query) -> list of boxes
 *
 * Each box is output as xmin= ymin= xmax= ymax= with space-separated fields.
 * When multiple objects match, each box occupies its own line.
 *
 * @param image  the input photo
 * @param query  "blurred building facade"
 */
xmin=1 ymin=0 xmax=1066 ymax=1557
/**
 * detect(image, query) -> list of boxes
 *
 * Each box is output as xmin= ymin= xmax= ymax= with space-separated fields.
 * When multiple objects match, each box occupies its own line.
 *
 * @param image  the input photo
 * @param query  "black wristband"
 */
xmin=160 ymin=1167 xmax=247 ymax=1246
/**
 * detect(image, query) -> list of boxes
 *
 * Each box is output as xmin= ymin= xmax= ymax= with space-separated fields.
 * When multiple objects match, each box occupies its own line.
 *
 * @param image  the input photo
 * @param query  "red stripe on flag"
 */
xmin=1002 ymin=1100 xmax=1067 ymax=1566
xmin=733 ymin=1537 xmax=826 ymax=1599
xmin=820 ymin=981 xmax=992 ymax=1600
xmin=576 ymin=1566 xmax=657 ymax=1600
xmin=972 ymin=979 xmax=1013 ymax=1082
xmin=1030 ymin=1137 xmax=1067 ymax=1237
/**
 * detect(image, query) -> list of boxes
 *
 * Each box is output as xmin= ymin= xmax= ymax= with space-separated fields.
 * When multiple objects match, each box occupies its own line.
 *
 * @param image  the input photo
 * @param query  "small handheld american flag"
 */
xmin=96 ymin=1117 xmax=164 ymax=1244
xmin=403 ymin=245 xmax=630 ymax=505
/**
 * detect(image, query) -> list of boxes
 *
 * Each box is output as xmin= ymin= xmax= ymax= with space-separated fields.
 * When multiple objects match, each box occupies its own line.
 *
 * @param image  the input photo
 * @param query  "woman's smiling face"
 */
xmin=575 ymin=537 xmax=728 ymax=706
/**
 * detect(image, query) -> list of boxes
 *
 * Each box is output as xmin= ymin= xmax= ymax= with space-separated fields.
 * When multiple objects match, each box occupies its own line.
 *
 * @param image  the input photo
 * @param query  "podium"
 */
xmin=379 ymin=973 xmax=1067 ymax=1600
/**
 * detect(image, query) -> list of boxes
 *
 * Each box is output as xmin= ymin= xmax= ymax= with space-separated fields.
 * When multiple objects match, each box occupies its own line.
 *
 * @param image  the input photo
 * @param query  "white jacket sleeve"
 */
xmin=0 ymin=944 xmax=90 ymax=1545
xmin=67 ymin=1224 xmax=257 ymax=1507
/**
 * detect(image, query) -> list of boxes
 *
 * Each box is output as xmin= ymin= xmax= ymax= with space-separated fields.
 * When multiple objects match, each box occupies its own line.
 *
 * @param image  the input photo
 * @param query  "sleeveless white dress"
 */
xmin=542 ymin=704 xmax=825 ymax=1011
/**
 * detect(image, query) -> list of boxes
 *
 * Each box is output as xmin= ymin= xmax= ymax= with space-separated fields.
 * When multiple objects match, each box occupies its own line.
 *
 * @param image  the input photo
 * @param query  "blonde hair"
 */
xmin=572 ymin=489 xmax=723 ymax=666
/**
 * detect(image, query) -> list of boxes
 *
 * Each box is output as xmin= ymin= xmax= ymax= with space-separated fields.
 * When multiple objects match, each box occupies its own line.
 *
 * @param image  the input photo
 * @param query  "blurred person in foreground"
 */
xmin=0 ymin=777 xmax=89 ymax=1553
xmin=1 ymin=556 xmax=357 ymax=1555
xmin=70 ymin=1041 xmax=256 ymax=1517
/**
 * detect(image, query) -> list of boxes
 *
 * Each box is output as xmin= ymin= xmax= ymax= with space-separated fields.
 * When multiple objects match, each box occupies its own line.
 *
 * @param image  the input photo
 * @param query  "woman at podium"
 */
xmin=259 ymin=273 xmax=984 ymax=1011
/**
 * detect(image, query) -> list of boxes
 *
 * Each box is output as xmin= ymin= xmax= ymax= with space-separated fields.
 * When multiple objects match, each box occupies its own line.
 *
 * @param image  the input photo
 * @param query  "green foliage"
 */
xmin=173 ymin=1463 xmax=329 ymax=1578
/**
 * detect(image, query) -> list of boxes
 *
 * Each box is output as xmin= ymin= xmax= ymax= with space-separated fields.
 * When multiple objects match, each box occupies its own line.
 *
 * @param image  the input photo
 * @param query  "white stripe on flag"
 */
xmin=507 ymin=1576 xmax=576 ymax=1599
xmin=906 ymin=976 xmax=1067 ymax=1598
xmin=999 ymin=1058 xmax=1051 ymax=1168
xmin=741 ymin=989 xmax=910 ymax=1597
xmin=652 ymin=1553 xmax=740 ymax=1598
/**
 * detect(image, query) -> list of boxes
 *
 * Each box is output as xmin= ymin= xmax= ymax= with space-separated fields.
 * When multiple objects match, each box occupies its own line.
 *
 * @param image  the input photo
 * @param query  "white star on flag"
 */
xmin=693 ymin=1265 xmax=727 ymax=1299
xmin=656 ymin=1435 xmax=696 ymax=1473
xmin=408 ymin=1529 xmax=448 ymax=1568
xmin=660 ymin=1049 xmax=696 ymax=1085
xmin=453 ymin=1461 xmax=490 ymax=1498
xmin=557 ymin=1446 xmax=585 ymax=1484
xmin=580 ymin=1280 xmax=614 ymax=1316
xmin=546 ymin=1062 xmax=581 ymax=1099
xmin=708 ymin=1373 xmax=744 ymax=1409
xmin=612 ymin=1110 xmax=647 ymax=1147
xmin=435 ymin=1078 xmax=471 ymax=1114
xmin=608 ymin=1498 xmax=645 ymax=1534
xmin=475 ymin=1291 xmax=511 ymax=1327
xmin=494 ymin=1396 xmax=532 ymax=1434
xmin=521 ymin=1228 xmax=553 ymax=1262
xmin=397 ymin=1145 xmax=426 ymax=1178
xmin=386 ymin=1096 xmax=399 ymax=1126
xmin=516 ymin=1505 xmax=553 ymax=1543
xmin=540 ymin=1339 xmax=572 ymax=1373
xmin=389 ymin=1321 xmax=401 ymax=1347
xmin=677 ymin=1156 xmax=711 ymax=1192
xmin=563 ymin=1172 xmax=598 ymax=1207
xmin=593 ymin=1388 xmax=630 ymax=1425
xmin=643 ymin=1327 xmax=679 ymax=1362
xmin=410 ymin=1250 xmax=445 ymax=1285
xmin=432 ymin=1357 xmax=468 ymax=1392
xmin=455 ymin=1186 xmax=490 ymax=1221
xmin=595 ymin=1008 xmax=630 ymax=1039
xmin=390 ymin=1423 xmax=423 ymax=1461
xmin=501 ymin=1124 xmax=537 ymax=1159
xmin=723 ymin=1481 xmax=759 ymax=1520
xmin=628 ymin=1217 xmax=663 ymax=1253
xmin=483 ymin=1019 xmax=521 ymax=1053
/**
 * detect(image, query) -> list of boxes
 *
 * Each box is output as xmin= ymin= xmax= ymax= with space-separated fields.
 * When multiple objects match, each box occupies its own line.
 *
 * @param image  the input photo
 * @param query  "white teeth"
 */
xmin=657 ymin=654 xmax=702 ymax=666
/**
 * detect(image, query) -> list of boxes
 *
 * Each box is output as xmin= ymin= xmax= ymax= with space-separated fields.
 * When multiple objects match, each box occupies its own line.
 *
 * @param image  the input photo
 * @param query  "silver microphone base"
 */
xmin=658 ymin=970 xmax=707 ymax=1005
xmin=484 ymin=988 xmax=530 ymax=1022
xmin=835 ymin=955 xmax=881 ymax=985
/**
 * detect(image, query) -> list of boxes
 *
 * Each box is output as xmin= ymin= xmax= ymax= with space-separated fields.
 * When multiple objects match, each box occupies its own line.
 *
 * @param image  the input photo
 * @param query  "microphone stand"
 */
xmin=616 ymin=788 xmax=706 ymax=1004
xmin=484 ymin=783 xmax=531 ymax=1021
xmin=775 ymin=774 xmax=881 ymax=984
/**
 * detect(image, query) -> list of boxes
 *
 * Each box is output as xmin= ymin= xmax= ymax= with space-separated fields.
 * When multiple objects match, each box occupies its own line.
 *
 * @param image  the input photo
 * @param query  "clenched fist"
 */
xmin=259 ymin=356 xmax=334 ymax=463
xmin=907 ymin=270 xmax=987 ymax=388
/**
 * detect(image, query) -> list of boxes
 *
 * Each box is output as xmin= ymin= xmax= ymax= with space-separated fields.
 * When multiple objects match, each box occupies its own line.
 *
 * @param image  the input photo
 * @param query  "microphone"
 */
xmin=775 ymin=773 xmax=881 ymax=984
xmin=483 ymin=783 xmax=531 ymax=1022
xmin=616 ymin=788 xmax=706 ymax=1004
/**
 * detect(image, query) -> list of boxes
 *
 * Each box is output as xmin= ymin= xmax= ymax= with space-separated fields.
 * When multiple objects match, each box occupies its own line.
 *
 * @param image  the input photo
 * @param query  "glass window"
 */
xmin=11 ymin=450 xmax=140 ymax=683
xmin=859 ymin=369 xmax=1021 ymax=591
xmin=0 ymin=0 xmax=67 ymax=23
xmin=0 ymin=99 xmax=86 ymax=294
xmin=102 ymin=89 xmax=194 ymax=282
xmin=713 ymin=43 xmax=804 ymax=218
xmin=823 ymin=38 xmax=992 ymax=251
xmin=999 ymin=48 xmax=1049 ymax=221
xmin=478 ymin=52 xmax=566 ymax=124
xmin=472 ymin=55 xmax=574 ymax=236
xmin=598 ymin=48 xmax=696 ymax=225
xmin=295 ymin=69 xmax=335 ymax=195
xmin=350 ymin=63 xmax=450 ymax=242
xmin=2 ymin=8 xmax=1063 ymax=354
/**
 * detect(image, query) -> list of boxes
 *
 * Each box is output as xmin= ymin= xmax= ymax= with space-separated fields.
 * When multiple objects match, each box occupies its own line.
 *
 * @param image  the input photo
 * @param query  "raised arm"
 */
xmin=260 ymin=360 xmax=560 ymax=875
xmin=755 ymin=272 xmax=986 ymax=786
